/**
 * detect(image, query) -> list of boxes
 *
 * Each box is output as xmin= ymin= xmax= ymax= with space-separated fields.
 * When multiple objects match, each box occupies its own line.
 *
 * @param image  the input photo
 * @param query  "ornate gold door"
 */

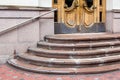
xmin=53 ymin=0 xmax=106 ymax=33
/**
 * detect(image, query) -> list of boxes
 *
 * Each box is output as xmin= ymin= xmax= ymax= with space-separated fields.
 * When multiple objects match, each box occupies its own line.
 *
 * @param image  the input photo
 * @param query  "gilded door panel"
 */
xmin=52 ymin=0 xmax=106 ymax=32
xmin=64 ymin=11 xmax=77 ymax=28
xmin=84 ymin=13 xmax=94 ymax=27
xmin=64 ymin=0 xmax=79 ymax=28
xmin=81 ymin=0 xmax=95 ymax=28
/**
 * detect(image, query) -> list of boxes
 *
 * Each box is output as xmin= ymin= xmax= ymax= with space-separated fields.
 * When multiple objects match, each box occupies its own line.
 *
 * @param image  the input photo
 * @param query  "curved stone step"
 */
xmin=7 ymin=59 xmax=120 ymax=74
xmin=37 ymin=40 xmax=120 ymax=50
xmin=17 ymin=53 xmax=120 ymax=67
xmin=7 ymin=33 xmax=120 ymax=74
xmin=45 ymin=33 xmax=120 ymax=43
xmin=28 ymin=47 xmax=120 ymax=58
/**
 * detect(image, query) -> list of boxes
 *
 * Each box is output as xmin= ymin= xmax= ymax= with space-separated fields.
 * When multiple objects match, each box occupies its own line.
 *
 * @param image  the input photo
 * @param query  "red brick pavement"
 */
xmin=0 ymin=64 xmax=120 ymax=80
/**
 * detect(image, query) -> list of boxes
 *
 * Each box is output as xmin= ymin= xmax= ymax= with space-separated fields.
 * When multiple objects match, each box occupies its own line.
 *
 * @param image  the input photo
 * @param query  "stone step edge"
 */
xmin=28 ymin=47 xmax=120 ymax=56
xmin=45 ymin=33 xmax=120 ymax=41
xmin=37 ymin=40 xmax=120 ymax=48
xmin=18 ymin=53 xmax=120 ymax=65
xmin=7 ymin=59 xmax=120 ymax=74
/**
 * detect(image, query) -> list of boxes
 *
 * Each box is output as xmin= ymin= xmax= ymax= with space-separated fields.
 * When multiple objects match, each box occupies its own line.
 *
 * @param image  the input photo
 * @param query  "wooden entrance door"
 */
xmin=53 ymin=0 xmax=106 ymax=33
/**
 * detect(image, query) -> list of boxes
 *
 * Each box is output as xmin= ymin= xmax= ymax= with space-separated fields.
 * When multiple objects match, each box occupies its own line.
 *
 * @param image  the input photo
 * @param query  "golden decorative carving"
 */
xmin=64 ymin=0 xmax=79 ymax=12
xmin=83 ymin=0 xmax=95 ymax=13
xmin=64 ymin=0 xmax=78 ymax=28
xmin=65 ymin=11 xmax=77 ymax=28
xmin=82 ymin=0 xmax=95 ymax=28
xmin=52 ymin=0 xmax=106 ymax=31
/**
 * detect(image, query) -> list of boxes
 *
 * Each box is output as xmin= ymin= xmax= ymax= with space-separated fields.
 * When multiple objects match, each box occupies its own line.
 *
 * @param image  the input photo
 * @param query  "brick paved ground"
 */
xmin=0 ymin=64 xmax=120 ymax=80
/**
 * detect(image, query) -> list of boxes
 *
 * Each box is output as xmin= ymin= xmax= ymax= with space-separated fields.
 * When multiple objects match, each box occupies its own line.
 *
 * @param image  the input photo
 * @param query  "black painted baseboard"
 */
xmin=54 ymin=23 xmax=106 ymax=34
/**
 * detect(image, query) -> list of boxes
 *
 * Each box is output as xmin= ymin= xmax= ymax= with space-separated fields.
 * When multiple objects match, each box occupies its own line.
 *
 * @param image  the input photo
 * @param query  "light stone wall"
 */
xmin=0 ymin=0 xmax=38 ymax=6
xmin=106 ymin=10 xmax=120 ymax=33
xmin=106 ymin=0 xmax=113 ymax=10
xmin=0 ymin=0 xmax=52 ymax=7
xmin=106 ymin=0 xmax=120 ymax=33
xmin=113 ymin=0 xmax=120 ymax=9
xmin=38 ymin=0 xmax=52 ymax=7
xmin=0 ymin=0 xmax=120 ymax=9
xmin=0 ymin=9 xmax=54 ymax=64
xmin=106 ymin=0 xmax=120 ymax=10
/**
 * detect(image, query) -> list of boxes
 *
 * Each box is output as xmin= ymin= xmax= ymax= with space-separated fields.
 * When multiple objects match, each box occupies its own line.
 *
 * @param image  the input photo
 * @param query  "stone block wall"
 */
xmin=106 ymin=9 xmax=120 ymax=33
xmin=0 ymin=6 xmax=54 ymax=64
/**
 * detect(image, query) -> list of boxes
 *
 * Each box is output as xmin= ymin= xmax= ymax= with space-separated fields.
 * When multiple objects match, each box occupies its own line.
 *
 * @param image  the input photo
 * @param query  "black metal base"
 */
xmin=54 ymin=23 xmax=106 ymax=34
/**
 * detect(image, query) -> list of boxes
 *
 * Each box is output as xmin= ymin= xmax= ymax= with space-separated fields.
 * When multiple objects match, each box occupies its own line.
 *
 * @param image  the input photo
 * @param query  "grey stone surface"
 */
xmin=0 ymin=9 xmax=54 ymax=64
xmin=0 ymin=55 xmax=10 ymax=64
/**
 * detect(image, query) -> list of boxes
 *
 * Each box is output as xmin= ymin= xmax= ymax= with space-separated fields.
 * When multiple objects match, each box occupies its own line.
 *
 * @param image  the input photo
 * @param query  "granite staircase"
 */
xmin=7 ymin=33 xmax=120 ymax=74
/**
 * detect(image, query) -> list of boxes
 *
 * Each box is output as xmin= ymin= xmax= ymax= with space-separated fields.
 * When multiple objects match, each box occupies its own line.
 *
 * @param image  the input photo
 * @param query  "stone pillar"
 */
xmin=106 ymin=0 xmax=120 ymax=33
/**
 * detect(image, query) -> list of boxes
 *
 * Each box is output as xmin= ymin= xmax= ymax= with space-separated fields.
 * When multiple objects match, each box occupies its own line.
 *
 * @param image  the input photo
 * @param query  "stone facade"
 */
xmin=1 ymin=1 xmax=120 ymax=64
xmin=0 ymin=7 xmax=54 ymax=64
xmin=106 ymin=9 xmax=120 ymax=33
